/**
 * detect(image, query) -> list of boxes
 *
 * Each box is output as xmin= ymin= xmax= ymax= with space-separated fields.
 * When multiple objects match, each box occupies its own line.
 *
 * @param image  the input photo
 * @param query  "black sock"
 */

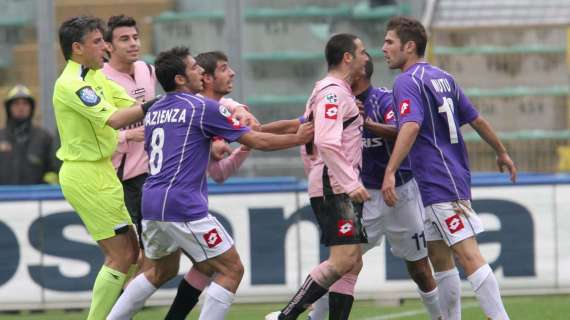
xmin=164 ymin=279 xmax=202 ymax=320
xmin=279 ymin=275 xmax=329 ymax=320
xmin=328 ymin=292 xmax=354 ymax=320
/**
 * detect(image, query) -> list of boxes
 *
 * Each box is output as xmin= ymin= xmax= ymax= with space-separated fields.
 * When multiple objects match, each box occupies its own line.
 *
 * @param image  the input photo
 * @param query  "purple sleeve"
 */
xmin=203 ymin=101 xmax=251 ymax=142
xmin=377 ymin=92 xmax=396 ymax=125
xmin=394 ymin=75 xmax=424 ymax=127
xmin=455 ymin=85 xmax=479 ymax=126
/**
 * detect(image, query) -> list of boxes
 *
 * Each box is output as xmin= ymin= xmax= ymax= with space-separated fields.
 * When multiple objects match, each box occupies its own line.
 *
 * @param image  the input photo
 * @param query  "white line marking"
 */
xmin=360 ymin=302 xmax=479 ymax=320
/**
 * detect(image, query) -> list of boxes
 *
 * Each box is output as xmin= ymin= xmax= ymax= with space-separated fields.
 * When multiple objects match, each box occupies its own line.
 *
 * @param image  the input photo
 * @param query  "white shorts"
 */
xmin=362 ymin=179 xmax=428 ymax=261
xmin=142 ymin=214 xmax=234 ymax=262
xmin=424 ymin=200 xmax=484 ymax=246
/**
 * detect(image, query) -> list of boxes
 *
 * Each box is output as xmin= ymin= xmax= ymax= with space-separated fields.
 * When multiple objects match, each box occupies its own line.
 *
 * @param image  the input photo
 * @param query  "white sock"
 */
xmin=434 ymin=268 xmax=461 ymax=320
xmin=418 ymin=287 xmax=442 ymax=320
xmin=307 ymin=292 xmax=329 ymax=320
xmin=107 ymin=274 xmax=157 ymax=320
xmin=198 ymin=281 xmax=235 ymax=320
xmin=467 ymin=264 xmax=509 ymax=320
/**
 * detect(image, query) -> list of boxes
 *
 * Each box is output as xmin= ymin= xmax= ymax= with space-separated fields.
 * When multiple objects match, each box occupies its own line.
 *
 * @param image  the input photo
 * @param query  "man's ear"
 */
xmin=343 ymin=51 xmax=354 ymax=64
xmin=174 ymin=74 xmax=186 ymax=86
xmin=404 ymin=41 xmax=417 ymax=55
xmin=203 ymin=73 xmax=214 ymax=85
xmin=71 ymin=41 xmax=83 ymax=57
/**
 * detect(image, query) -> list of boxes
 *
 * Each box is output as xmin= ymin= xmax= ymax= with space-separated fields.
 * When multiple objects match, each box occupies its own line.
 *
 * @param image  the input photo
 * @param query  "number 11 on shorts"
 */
xmin=412 ymin=231 xmax=426 ymax=251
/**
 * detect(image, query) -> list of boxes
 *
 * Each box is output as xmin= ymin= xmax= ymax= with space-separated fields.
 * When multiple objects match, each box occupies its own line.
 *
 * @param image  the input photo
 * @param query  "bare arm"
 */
xmin=261 ymin=119 xmax=302 ymax=134
xmin=363 ymin=118 xmax=398 ymax=140
xmin=106 ymin=105 xmax=145 ymax=129
xmin=470 ymin=115 xmax=517 ymax=182
xmin=381 ymin=122 xmax=420 ymax=207
xmin=238 ymin=122 xmax=313 ymax=151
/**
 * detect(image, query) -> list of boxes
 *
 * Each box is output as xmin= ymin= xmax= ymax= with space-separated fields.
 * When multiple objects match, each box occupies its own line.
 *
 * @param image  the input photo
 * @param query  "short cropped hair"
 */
xmin=195 ymin=51 xmax=228 ymax=77
xmin=386 ymin=16 xmax=427 ymax=57
xmin=364 ymin=52 xmax=374 ymax=80
xmin=58 ymin=16 xmax=105 ymax=60
xmin=325 ymin=33 xmax=358 ymax=69
xmin=155 ymin=46 xmax=190 ymax=92
xmin=105 ymin=14 xmax=138 ymax=43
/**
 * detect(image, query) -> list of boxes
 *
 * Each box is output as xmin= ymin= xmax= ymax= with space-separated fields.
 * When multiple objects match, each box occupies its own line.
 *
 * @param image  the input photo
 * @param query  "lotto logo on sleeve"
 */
xmin=325 ymin=104 xmax=338 ymax=120
xmin=337 ymin=219 xmax=354 ymax=237
xmin=399 ymin=99 xmax=411 ymax=115
xmin=445 ymin=214 xmax=464 ymax=234
xmin=226 ymin=116 xmax=241 ymax=128
xmin=384 ymin=109 xmax=395 ymax=123
xmin=203 ymin=228 xmax=223 ymax=248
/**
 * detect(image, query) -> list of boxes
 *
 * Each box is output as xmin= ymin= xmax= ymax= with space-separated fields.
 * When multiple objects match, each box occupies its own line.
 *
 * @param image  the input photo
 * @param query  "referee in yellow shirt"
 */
xmin=53 ymin=16 xmax=147 ymax=320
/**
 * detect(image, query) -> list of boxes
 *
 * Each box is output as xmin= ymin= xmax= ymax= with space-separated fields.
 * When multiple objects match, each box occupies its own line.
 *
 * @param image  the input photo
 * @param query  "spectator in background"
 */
xmin=0 ymin=84 xmax=60 ymax=185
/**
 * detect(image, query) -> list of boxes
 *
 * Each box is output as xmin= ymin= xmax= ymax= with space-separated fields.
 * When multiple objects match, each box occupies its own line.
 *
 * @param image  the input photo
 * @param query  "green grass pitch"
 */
xmin=1 ymin=295 xmax=568 ymax=319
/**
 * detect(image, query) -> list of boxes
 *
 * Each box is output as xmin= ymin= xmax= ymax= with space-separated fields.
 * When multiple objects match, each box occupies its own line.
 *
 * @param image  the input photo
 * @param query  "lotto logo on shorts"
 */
xmin=337 ymin=219 xmax=354 ymax=237
xmin=325 ymin=104 xmax=338 ymax=120
xmin=445 ymin=214 xmax=464 ymax=234
xmin=399 ymin=99 xmax=411 ymax=115
xmin=203 ymin=228 xmax=223 ymax=248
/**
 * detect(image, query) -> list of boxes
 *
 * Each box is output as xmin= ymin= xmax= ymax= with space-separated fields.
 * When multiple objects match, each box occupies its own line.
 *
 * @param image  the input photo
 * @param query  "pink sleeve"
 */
xmin=313 ymin=90 xmax=361 ymax=194
xmin=116 ymin=130 xmax=129 ymax=153
xmin=220 ymin=97 xmax=247 ymax=113
xmin=207 ymin=146 xmax=250 ymax=183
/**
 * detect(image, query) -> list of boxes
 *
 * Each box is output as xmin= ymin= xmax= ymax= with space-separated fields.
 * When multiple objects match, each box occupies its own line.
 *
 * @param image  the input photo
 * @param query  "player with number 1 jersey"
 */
xmin=393 ymin=63 xmax=478 ymax=207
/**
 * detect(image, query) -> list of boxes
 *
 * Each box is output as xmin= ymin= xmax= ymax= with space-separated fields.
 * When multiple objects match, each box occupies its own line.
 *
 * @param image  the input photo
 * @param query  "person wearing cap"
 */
xmin=0 ymin=84 xmax=60 ymax=185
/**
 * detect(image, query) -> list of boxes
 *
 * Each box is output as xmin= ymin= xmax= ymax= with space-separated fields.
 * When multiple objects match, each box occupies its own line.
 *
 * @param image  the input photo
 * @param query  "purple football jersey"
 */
xmin=142 ymin=92 xmax=250 ymax=221
xmin=393 ymin=62 xmax=479 ymax=206
xmin=359 ymin=86 xmax=413 ymax=189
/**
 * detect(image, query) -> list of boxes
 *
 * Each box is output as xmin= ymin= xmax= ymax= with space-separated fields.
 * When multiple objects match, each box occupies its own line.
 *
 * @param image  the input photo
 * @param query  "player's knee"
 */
xmin=226 ymin=258 xmax=244 ymax=281
xmin=216 ymin=254 xmax=244 ymax=282
xmin=428 ymin=250 xmax=454 ymax=272
xmin=408 ymin=265 xmax=434 ymax=290
xmin=146 ymin=265 xmax=177 ymax=286
xmin=331 ymin=253 xmax=361 ymax=275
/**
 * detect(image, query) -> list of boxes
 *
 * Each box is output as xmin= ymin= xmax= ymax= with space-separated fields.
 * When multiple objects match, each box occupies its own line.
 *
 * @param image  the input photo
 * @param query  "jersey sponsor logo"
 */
xmin=337 ymin=219 xmax=354 ymax=237
xmin=399 ymin=99 xmax=411 ymax=116
xmin=75 ymin=86 xmax=101 ymax=107
xmin=325 ymin=93 xmax=338 ymax=104
xmin=324 ymin=104 xmax=338 ymax=120
xmin=362 ymin=137 xmax=383 ymax=148
xmin=203 ymin=228 xmax=223 ymax=248
xmin=445 ymin=214 xmax=464 ymax=234
xmin=384 ymin=109 xmax=395 ymax=123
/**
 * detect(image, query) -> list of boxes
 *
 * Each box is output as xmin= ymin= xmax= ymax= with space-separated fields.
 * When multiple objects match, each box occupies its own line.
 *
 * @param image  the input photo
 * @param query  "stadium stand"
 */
xmin=430 ymin=0 xmax=570 ymax=172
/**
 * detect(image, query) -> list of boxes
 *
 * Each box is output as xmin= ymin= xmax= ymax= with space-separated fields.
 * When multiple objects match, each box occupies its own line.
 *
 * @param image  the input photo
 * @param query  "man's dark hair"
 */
xmin=364 ymin=52 xmax=374 ymax=80
xmin=386 ymin=16 xmax=427 ymax=57
xmin=195 ymin=51 xmax=228 ymax=77
xmin=325 ymin=33 xmax=358 ymax=69
xmin=58 ymin=16 xmax=105 ymax=60
xmin=155 ymin=46 xmax=190 ymax=92
xmin=105 ymin=14 xmax=138 ymax=43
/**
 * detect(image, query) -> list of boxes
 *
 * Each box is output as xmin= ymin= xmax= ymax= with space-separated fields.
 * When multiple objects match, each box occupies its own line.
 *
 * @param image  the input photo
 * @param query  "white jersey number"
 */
xmin=438 ymin=97 xmax=458 ymax=144
xmin=149 ymin=127 xmax=165 ymax=175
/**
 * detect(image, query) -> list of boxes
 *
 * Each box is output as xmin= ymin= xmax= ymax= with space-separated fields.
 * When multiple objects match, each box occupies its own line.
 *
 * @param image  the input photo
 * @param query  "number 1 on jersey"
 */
xmin=438 ymin=97 xmax=458 ymax=144
xmin=149 ymin=127 xmax=164 ymax=175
